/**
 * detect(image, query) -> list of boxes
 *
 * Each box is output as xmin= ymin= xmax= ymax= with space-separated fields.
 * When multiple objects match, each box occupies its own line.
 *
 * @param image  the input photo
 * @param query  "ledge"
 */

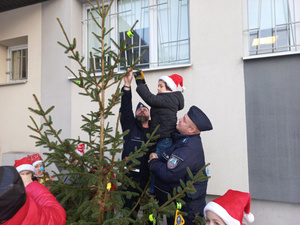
xmin=68 ymin=63 xmax=192 ymax=80
xmin=0 ymin=80 xmax=27 ymax=86
xmin=243 ymin=51 xmax=300 ymax=60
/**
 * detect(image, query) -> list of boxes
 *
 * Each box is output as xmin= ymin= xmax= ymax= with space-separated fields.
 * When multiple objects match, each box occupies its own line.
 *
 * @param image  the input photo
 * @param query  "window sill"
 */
xmin=68 ymin=63 xmax=192 ymax=80
xmin=243 ymin=51 xmax=300 ymax=60
xmin=0 ymin=80 xmax=27 ymax=86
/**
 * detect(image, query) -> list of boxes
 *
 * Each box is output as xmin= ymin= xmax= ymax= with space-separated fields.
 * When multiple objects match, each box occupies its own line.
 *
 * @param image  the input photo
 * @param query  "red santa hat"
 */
xmin=28 ymin=153 xmax=43 ymax=167
xmin=75 ymin=143 xmax=86 ymax=156
xmin=159 ymin=74 xmax=185 ymax=92
xmin=14 ymin=157 xmax=35 ymax=174
xmin=204 ymin=189 xmax=254 ymax=225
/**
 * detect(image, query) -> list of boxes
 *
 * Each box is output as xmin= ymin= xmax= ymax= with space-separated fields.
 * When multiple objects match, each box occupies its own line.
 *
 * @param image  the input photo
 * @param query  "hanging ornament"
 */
xmin=174 ymin=202 xmax=185 ymax=225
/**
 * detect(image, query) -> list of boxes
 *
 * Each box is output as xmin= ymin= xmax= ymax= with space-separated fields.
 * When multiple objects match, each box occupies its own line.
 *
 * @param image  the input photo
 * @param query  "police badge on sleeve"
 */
xmin=168 ymin=155 xmax=182 ymax=169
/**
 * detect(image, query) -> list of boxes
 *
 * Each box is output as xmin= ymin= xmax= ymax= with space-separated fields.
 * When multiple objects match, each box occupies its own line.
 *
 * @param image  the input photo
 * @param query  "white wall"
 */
xmin=188 ymin=0 xmax=248 ymax=195
xmin=0 ymin=46 xmax=6 ymax=83
xmin=0 ymin=4 xmax=42 ymax=164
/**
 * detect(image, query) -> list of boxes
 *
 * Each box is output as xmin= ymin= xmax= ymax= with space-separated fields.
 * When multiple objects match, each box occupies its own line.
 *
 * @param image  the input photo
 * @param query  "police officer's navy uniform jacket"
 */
xmin=148 ymin=132 xmax=208 ymax=224
xmin=136 ymin=83 xmax=184 ymax=139
xmin=120 ymin=87 xmax=150 ymax=185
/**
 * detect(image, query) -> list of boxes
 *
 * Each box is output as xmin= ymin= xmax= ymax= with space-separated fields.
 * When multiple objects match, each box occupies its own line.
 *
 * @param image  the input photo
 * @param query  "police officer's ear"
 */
xmin=188 ymin=125 xmax=200 ymax=135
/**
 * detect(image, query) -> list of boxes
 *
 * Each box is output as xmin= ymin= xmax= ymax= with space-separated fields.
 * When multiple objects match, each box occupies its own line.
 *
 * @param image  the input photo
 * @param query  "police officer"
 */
xmin=120 ymin=69 xmax=151 ymax=217
xmin=148 ymin=105 xmax=213 ymax=225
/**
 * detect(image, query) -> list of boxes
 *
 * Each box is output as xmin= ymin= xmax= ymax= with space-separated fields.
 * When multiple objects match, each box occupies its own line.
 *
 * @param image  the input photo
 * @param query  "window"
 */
xmin=244 ymin=0 xmax=300 ymax=56
xmin=83 ymin=0 xmax=190 ymax=72
xmin=86 ymin=5 xmax=111 ymax=70
xmin=8 ymin=45 xmax=28 ymax=81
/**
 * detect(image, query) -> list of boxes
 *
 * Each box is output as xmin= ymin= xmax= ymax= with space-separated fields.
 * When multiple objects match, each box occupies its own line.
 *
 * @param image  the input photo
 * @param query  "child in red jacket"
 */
xmin=0 ymin=162 xmax=66 ymax=224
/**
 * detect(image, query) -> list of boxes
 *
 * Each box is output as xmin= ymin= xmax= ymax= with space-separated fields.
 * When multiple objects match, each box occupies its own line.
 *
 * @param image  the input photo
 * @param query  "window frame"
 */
xmin=81 ymin=0 xmax=191 ymax=74
xmin=243 ymin=0 xmax=300 ymax=58
xmin=7 ymin=44 xmax=28 ymax=83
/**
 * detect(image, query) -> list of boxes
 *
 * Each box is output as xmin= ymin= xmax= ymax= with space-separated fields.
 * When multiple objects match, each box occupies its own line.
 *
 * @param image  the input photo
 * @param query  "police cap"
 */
xmin=187 ymin=105 xmax=213 ymax=132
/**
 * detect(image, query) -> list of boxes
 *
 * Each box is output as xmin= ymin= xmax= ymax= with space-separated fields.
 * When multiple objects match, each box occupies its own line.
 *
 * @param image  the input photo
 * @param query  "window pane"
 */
xmin=118 ymin=0 xmax=149 ymax=70
xmin=87 ymin=7 xmax=111 ymax=70
xmin=12 ymin=50 xmax=21 ymax=80
xmin=247 ymin=0 xmax=290 ymax=55
xmin=85 ymin=0 xmax=190 ymax=70
xmin=158 ymin=0 xmax=189 ymax=66
xmin=10 ymin=48 xmax=28 ymax=81
xmin=21 ymin=49 xmax=28 ymax=79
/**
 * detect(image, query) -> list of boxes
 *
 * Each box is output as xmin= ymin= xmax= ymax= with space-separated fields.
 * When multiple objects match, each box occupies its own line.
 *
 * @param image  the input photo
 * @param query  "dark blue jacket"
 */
xmin=120 ymin=87 xmax=151 ymax=185
xmin=148 ymin=132 xmax=208 ymax=216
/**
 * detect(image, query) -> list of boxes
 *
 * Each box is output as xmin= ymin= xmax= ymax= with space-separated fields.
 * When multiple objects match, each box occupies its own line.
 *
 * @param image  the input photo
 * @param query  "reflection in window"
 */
xmin=246 ymin=0 xmax=299 ymax=55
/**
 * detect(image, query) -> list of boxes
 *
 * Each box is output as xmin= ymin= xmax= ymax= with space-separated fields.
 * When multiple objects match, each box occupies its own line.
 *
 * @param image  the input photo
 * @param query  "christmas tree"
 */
xmin=28 ymin=0 xmax=209 ymax=224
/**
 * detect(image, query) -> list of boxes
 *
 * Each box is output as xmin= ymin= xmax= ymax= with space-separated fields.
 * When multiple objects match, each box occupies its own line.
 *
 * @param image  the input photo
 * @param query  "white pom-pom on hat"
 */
xmin=244 ymin=212 xmax=255 ymax=223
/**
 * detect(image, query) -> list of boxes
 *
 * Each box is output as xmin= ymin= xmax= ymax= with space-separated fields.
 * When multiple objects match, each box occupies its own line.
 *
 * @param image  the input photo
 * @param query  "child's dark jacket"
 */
xmin=136 ymin=83 xmax=184 ymax=138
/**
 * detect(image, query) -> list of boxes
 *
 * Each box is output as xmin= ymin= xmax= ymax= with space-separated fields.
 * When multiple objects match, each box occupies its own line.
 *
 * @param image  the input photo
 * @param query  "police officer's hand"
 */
xmin=124 ymin=68 xmax=133 ymax=88
xmin=148 ymin=153 xmax=158 ymax=162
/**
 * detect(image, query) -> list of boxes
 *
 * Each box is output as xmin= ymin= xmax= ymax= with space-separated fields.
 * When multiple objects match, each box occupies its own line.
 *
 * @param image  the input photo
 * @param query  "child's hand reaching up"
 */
xmin=134 ymin=70 xmax=145 ymax=85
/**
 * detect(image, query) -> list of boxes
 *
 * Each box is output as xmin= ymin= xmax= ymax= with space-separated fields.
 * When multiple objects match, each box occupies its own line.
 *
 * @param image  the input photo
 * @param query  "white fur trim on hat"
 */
xmin=159 ymin=76 xmax=177 ymax=91
xmin=204 ymin=201 xmax=240 ymax=225
xmin=16 ymin=164 xmax=35 ymax=174
xmin=75 ymin=149 xmax=84 ymax=156
xmin=32 ymin=160 xmax=43 ymax=167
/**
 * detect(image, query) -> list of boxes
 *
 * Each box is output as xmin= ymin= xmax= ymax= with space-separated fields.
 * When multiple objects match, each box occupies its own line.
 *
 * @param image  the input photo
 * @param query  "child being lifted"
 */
xmin=134 ymin=70 xmax=185 ymax=196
